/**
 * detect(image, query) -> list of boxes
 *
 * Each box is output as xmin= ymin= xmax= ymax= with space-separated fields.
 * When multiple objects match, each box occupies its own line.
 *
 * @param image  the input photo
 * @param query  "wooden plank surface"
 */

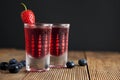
xmin=0 ymin=49 xmax=27 ymax=80
xmin=0 ymin=50 xmax=89 ymax=80
xmin=0 ymin=49 xmax=120 ymax=80
xmin=86 ymin=51 xmax=120 ymax=80
xmin=23 ymin=51 xmax=89 ymax=80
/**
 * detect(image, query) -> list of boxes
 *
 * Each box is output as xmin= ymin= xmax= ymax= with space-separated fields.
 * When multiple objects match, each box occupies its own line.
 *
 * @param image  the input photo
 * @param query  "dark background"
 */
xmin=0 ymin=0 xmax=120 ymax=51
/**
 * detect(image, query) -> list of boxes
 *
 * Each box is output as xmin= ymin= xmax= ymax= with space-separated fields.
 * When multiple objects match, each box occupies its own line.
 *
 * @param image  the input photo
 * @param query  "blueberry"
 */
xmin=78 ymin=59 xmax=87 ymax=66
xmin=20 ymin=60 xmax=26 ymax=67
xmin=66 ymin=61 xmax=75 ymax=68
xmin=18 ymin=63 xmax=24 ymax=69
xmin=8 ymin=64 xmax=20 ymax=73
xmin=0 ymin=62 xmax=9 ymax=70
xmin=9 ymin=58 xmax=18 ymax=64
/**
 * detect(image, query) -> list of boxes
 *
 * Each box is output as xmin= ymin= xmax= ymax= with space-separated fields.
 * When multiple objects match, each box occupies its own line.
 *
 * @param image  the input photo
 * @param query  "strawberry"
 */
xmin=21 ymin=3 xmax=35 ymax=24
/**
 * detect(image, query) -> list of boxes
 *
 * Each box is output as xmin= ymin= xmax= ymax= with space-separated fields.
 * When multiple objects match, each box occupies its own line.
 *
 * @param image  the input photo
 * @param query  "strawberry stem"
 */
xmin=21 ymin=3 xmax=27 ymax=10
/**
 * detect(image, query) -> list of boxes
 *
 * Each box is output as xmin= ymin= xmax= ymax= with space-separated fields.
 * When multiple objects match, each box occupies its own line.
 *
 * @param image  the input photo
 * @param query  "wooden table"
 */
xmin=0 ymin=49 xmax=120 ymax=80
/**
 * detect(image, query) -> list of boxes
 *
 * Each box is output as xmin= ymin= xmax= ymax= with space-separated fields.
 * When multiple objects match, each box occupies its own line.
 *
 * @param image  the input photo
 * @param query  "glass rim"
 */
xmin=24 ymin=23 xmax=70 ymax=28
xmin=52 ymin=23 xmax=70 ymax=28
xmin=24 ymin=23 xmax=53 ymax=28
xmin=24 ymin=23 xmax=53 ymax=26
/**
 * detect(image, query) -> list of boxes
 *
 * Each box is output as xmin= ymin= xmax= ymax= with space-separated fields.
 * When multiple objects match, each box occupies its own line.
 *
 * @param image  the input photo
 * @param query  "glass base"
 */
xmin=26 ymin=53 xmax=50 ymax=72
xmin=50 ymin=51 xmax=67 ymax=68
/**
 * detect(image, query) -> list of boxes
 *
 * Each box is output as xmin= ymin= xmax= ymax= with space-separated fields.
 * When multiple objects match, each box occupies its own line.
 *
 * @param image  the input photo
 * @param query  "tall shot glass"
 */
xmin=50 ymin=24 xmax=70 ymax=68
xmin=24 ymin=23 xmax=52 ymax=71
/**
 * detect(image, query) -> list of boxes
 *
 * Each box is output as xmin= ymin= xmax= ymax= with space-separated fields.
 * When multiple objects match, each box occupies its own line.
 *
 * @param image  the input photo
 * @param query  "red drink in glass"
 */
xmin=24 ymin=23 xmax=52 ymax=71
xmin=50 ymin=24 xmax=70 ymax=68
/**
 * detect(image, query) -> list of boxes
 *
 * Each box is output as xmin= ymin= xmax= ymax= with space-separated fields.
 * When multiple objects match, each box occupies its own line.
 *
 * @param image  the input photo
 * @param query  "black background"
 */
xmin=0 ymin=0 xmax=120 ymax=51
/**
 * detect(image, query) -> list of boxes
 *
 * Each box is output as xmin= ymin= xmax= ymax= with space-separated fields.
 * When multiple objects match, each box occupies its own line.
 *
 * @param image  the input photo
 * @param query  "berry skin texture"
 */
xmin=78 ymin=59 xmax=87 ymax=66
xmin=66 ymin=61 xmax=75 ymax=68
xmin=0 ymin=62 xmax=9 ymax=70
xmin=18 ymin=63 xmax=24 ymax=69
xmin=9 ymin=58 xmax=18 ymax=65
xmin=0 ymin=59 xmax=26 ymax=73
xmin=20 ymin=60 xmax=26 ymax=67
xmin=8 ymin=64 xmax=20 ymax=73
xmin=21 ymin=3 xmax=35 ymax=24
xmin=21 ymin=10 xmax=35 ymax=24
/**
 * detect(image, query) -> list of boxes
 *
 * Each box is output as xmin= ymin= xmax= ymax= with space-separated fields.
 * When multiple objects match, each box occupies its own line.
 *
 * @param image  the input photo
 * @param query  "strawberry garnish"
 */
xmin=21 ymin=3 xmax=35 ymax=24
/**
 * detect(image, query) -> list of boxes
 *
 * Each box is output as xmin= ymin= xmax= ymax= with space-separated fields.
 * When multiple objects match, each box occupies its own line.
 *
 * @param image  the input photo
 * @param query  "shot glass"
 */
xmin=24 ymin=23 xmax=52 ymax=71
xmin=50 ymin=23 xmax=70 ymax=68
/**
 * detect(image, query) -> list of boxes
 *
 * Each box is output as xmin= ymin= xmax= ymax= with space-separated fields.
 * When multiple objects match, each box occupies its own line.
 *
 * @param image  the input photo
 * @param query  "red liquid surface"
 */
xmin=50 ymin=27 xmax=69 ymax=56
xmin=24 ymin=27 xmax=51 ymax=58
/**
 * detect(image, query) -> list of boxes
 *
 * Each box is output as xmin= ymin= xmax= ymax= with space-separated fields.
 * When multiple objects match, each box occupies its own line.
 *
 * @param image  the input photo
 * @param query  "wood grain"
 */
xmin=23 ymin=51 xmax=89 ymax=80
xmin=0 ymin=49 xmax=27 ymax=80
xmin=86 ymin=51 xmax=120 ymax=80
xmin=0 ymin=49 xmax=120 ymax=80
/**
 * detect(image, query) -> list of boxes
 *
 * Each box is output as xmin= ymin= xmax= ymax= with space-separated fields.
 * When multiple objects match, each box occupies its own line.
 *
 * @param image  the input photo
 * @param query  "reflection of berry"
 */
xmin=45 ymin=64 xmax=49 ymax=69
xmin=8 ymin=64 xmax=20 ymax=73
xmin=21 ymin=3 xmax=35 ymax=24
xmin=66 ymin=61 xmax=75 ymax=68
xmin=78 ymin=59 xmax=87 ymax=66
xmin=9 ymin=58 xmax=18 ymax=64
xmin=0 ymin=62 xmax=9 ymax=70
